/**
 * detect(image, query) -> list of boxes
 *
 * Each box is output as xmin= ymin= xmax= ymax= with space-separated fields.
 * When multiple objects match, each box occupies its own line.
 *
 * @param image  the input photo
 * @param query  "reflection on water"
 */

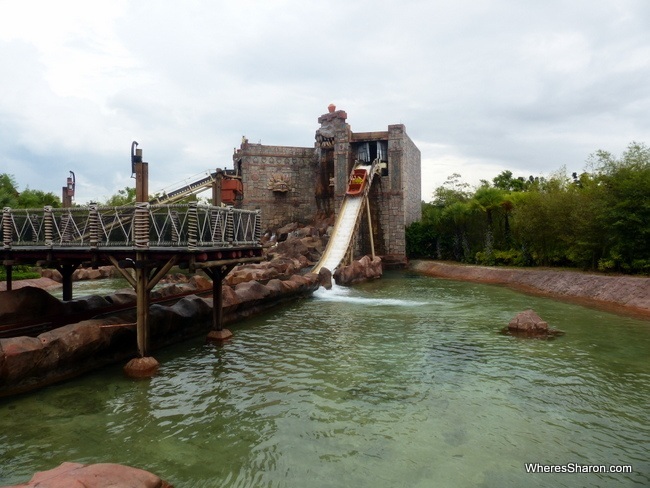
xmin=1 ymin=271 xmax=648 ymax=487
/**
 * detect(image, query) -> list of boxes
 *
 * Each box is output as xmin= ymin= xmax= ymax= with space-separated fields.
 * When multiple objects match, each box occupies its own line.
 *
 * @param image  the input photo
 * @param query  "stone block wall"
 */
xmin=366 ymin=124 xmax=421 ymax=258
xmin=234 ymin=143 xmax=318 ymax=231
xmin=399 ymin=126 xmax=422 ymax=226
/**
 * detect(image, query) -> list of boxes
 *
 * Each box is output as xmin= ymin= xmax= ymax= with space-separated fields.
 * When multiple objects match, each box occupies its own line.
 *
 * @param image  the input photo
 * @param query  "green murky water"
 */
xmin=1 ymin=272 xmax=648 ymax=487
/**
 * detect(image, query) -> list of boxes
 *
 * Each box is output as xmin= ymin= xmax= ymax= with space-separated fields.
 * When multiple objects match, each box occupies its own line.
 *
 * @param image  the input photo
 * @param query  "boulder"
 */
xmin=37 ymin=321 xmax=112 ymax=364
xmin=234 ymin=281 xmax=272 ymax=304
xmin=506 ymin=309 xmax=563 ymax=338
xmin=265 ymin=278 xmax=294 ymax=297
xmin=109 ymin=290 xmax=137 ymax=306
xmin=318 ymin=267 xmax=333 ymax=290
xmin=225 ymin=263 xmax=280 ymax=286
xmin=276 ymin=222 xmax=299 ymax=241
xmin=39 ymin=268 xmax=62 ymax=281
xmin=64 ymin=295 xmax=113 ymax=314
xmin=189 ymin=274 xmax=212 ymax=291
xmin=268 ymin=238 xmax=309 ymax=261
xmin=150 ymin=296 xmax=212 ymax=336
xmin=0 ymin=287 xmax=65 ymax=323
xmin=73 ymin=268 xmax=103 ymax=281
xmin=508 ymin=309 xmax=548 ymax=332
xmin=266 ymin=256 xmax=302 ymax=278
xmin=0 ymin=336 xmax=47 ymax=382
xmin=334 ymin=255 xmax=383 ymax=286
xmin=221 ymin=285 xmax=241 ymax=311
xmin=8 ymin=461 xmax=173 ymax=488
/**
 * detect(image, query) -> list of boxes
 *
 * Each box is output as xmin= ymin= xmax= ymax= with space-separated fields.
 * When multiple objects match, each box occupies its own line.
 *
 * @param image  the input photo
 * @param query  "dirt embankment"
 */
xmin=409 ymin=260 xmax=650 ymax=319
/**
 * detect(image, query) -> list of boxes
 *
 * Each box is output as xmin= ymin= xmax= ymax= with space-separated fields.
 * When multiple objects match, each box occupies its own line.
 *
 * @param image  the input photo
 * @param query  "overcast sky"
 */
xmin=1 ymin=0 xmax=649 ymax=204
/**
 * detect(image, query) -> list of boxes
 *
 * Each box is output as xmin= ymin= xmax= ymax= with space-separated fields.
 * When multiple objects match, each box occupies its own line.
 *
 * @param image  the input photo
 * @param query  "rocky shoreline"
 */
xmin=409 ymin=260 xmax=650 ymax=319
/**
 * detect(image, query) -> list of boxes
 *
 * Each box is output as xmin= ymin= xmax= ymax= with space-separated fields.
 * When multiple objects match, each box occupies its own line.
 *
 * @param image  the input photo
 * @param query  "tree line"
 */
xmin=407 ymin=142 xmax=650 ymax=274
xmin=0 ymin=178 xmax=203 ymax=209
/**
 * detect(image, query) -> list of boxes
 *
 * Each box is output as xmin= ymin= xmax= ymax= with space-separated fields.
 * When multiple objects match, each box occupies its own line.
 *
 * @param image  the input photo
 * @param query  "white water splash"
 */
xmin=314 ymin=283 xmax=426 ymax=307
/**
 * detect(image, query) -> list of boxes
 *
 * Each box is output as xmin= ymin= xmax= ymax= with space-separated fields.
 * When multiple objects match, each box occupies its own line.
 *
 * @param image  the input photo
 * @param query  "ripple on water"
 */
xmin=1 ymin=272 xmax=649 ymax=487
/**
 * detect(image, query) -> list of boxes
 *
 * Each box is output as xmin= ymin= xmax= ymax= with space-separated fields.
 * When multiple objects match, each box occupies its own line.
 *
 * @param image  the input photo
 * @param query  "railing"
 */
xmin=1 ymin=203 xmax=262 ymax=251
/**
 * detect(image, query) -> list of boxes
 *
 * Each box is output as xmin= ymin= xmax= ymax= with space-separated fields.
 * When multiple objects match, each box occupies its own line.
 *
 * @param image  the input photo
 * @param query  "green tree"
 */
xmin=17 ymin=188 xmax=61 ymax=208
xmin=102 ymin=187 xmax=137 ymax=206
xmin=432 ymin=173 xmax=471 ymax=206
xmin=588 ymin=142 xmax=650 ymax=272
xmin=0 ymin=174 xmax=61 ymax=208
xmin=492 ymin=170 xmax=526 ymax=192
xmin=0 ymin=174 xmax=20 ymax=208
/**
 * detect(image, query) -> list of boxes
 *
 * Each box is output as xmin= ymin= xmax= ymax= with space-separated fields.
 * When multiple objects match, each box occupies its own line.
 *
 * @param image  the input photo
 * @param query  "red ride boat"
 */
xmin=346 ymin=168 xmax=367 ymax=196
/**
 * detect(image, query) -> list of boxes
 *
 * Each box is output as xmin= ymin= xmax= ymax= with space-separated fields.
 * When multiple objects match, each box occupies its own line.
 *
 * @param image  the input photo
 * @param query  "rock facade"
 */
xmin=0 ymin=271 xmax=320 ymax=397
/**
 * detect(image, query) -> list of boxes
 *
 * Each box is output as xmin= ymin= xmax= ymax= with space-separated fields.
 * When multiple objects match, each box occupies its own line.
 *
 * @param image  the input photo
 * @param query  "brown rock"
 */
xmin=124 ymin=356 xmax=160 ymax=378
xmin=9 ymin=461 xmax=172 ymax=488
xmin=508 ymin=309 xmax=549 ymax=332
xmin=110 ymin=290 xmax=137 ymax=306
xmin=318 ymin=267 xmax=333 ymax=290
xmin=267 ymin=256 xmax=300 ymax=277
xmin=300 ymin=235 xmax=324 ymax=253
xmin=38 ymin=321 xmax=112 ymax=364
xmin=39 ymin=268 xmax=62 ymax=281
xmin=0 ymin=336 xmax=46 ymax=382
xmin=73 ymin=268 xmax=89 ymax=280
xmin=276 ymin=222 xmax=299 ymax=241
xmin=234 ymin=281 xmax=272 ymax=303
xmin=222 ymin=285 xmax=241 ymax=310
xmin=287 ymin=273 xmax=320 ymax=293
xmin=189 ymin=274 xmax=212 ymax=290
xmin=206 ymin=329 xmax=233 ymax=342
xmin=0 ymin=287 xmax=65 ymax=323
xmin=505 ymin=309 xmax=563 ymax=338
xmin=334 ymin=255 xmax=383 ymax=285
xmin=265 ymin=278 xmax=293 ymax=297
xmin=268 ymin=238 xmax=309 ymax=261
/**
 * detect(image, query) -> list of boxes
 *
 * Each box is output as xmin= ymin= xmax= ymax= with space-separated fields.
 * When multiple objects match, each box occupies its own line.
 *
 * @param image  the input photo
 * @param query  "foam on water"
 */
xmin=314 ymin=283 xmax=426 ymax=307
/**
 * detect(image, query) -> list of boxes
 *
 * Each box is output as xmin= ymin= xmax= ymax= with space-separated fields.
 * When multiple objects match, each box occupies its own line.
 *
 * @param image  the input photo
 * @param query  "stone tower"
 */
xmin=233 ymin=106 xmax=421 ymax=263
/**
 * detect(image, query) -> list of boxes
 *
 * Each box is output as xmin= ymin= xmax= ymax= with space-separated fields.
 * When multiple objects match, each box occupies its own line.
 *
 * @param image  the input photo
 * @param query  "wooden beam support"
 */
xmin=135 ymin=251 xmax=149 ymax=357
xmin=146 ymin=255 xmax=179 ymax=292
xmin=365 ymin=195 xmax=376 ymax=260
xmin=55 ymin=262 xmax=80 ymax=301
xmin=4 ymin=263 xmax=12 ymax=291
xmin=107 ymin=255 xmax=137 ymax=288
